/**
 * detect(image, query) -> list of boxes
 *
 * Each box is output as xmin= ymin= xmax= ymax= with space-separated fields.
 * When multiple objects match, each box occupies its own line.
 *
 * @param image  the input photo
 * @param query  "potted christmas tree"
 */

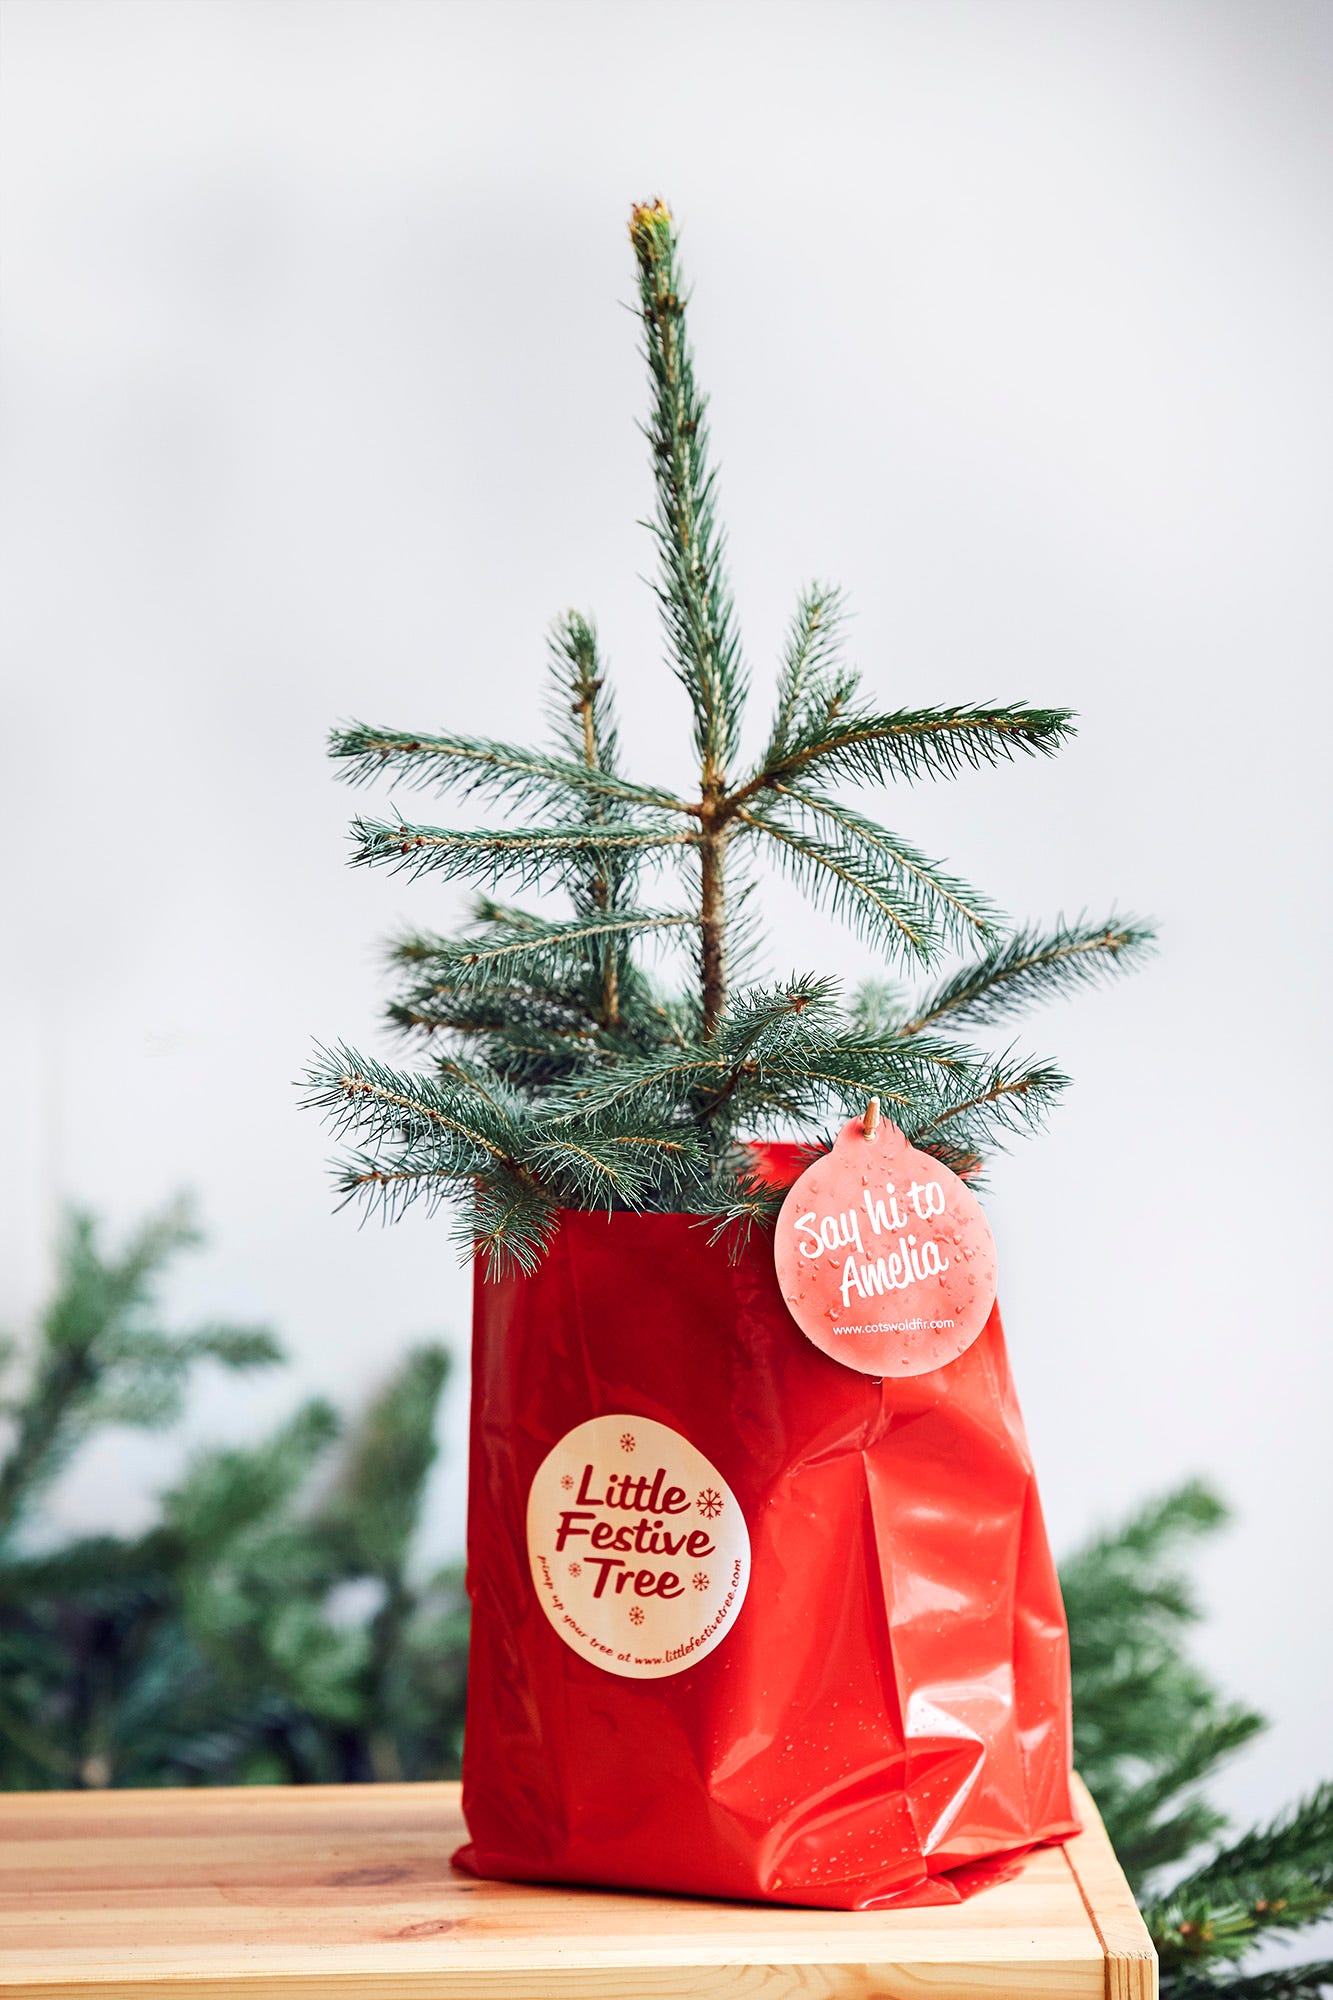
xmin=308 ymin=199 xmax=1149 ymax=1909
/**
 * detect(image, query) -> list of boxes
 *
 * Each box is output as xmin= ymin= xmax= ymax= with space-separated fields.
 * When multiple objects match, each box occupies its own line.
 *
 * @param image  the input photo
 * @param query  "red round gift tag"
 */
xmin=774 ymin=1110 xmax=997 ymax=1377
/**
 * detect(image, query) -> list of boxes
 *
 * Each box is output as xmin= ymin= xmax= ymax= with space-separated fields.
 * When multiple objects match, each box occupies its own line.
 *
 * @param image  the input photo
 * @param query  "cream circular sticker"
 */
xmin=526 ymin=1414 xmax=750 ymax=1679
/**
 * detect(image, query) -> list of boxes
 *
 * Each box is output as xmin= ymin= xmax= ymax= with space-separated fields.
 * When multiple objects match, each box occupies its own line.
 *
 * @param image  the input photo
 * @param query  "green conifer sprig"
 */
xmin=765 ymin=585 xmax=850 ymax=764
xmin=330 ymin=729 xmax=684 ymax=817
xmin=305 ymin=1042 xmax=710 ymax=1269
xmin=310 ymin=199 xmax=1147 ymax=1265
xmin=901 ymin=916 xmax=1157 ymax=1034
xmin=349 ymin=817 xmax=693 ymax=884
xmin=749 ymin=697 xmax=1077 ymax=790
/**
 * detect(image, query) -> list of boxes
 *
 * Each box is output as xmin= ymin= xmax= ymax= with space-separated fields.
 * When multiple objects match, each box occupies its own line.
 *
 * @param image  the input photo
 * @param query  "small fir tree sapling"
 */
xmin=306 ymin=200 xmax=1151 ymax=1270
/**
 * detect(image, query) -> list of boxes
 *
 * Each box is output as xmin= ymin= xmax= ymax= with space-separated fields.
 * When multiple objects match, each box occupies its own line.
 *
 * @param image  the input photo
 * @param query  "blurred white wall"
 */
xmin=2 ymin=0 xmax=1330 ymax=1831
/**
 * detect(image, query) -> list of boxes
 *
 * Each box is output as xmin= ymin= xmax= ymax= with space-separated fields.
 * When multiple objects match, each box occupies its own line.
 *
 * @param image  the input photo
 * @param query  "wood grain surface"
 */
xmin=0 ymin=1771 xmax=1156 ymax=1999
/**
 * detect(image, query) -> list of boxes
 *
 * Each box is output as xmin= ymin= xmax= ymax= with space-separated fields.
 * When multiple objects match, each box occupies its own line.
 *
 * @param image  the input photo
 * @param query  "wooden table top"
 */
xmin=0 ymin=1772 xmax=1155 ymax=1999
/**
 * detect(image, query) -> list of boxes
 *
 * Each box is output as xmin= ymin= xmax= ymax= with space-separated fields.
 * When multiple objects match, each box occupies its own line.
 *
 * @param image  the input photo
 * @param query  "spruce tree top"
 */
xmin=307 ymin=199 xmax=1150 ymax=1273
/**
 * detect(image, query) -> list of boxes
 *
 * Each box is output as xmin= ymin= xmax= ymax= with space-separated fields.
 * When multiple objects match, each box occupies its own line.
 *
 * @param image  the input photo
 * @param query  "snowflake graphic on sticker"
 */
xmin=628 ymin=1605 xmax=644 ymax=1626
xmin=696 ymin=1487 xmax=722 ymax=1519
xmin=560 ymin=1474 xmax=574 ymax=1491
xmin=568 ymin=1562 xmax=581 ymax=1577
xmin=692 ymin=1571 xmax=710 ymax=1592
xmin=619 ymin=1431 xmax=636 ymax=1453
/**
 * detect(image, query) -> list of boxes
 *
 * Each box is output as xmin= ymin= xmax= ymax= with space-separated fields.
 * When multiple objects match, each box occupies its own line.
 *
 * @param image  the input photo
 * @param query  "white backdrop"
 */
xmin=3 ymin=0 xmax=1331 ymax=1834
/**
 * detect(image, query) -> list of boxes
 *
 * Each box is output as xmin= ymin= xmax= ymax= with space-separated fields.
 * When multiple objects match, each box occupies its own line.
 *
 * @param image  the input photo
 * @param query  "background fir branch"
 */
xmin=1064 ymin=1486 xmax=1333 ymax=1997
xmin=845 ymin=979 xmax=909 ymax=1037
xmin=1062 ymin=1477 xmax=1261 ymax=1886
xmin=1148 ymin=1789 xmax=1333 ymax=1974
xmin=1177 ymin=1789 xmax=1333 ymax=1905
xmin=0 ymin=1208 xmax=464 ymax=1789
xmin=0 ymin=1205 xmax=276 ymax=1543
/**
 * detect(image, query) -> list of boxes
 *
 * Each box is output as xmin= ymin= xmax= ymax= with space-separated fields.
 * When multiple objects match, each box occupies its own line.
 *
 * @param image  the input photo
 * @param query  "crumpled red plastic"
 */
xmin=454 ymin=1185 xmax=1077 ymax=1909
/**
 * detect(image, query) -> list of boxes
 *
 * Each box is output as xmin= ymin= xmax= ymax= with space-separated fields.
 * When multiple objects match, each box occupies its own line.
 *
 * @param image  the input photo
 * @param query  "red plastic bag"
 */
xmin=454 ymin=1198 xmax=1076 ymax=1909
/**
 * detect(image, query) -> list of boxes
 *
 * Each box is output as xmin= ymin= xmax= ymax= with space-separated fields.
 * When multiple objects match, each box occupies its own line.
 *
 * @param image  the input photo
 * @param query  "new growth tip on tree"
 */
xmin=306 ymin=198 xmax=1152 ymax=1274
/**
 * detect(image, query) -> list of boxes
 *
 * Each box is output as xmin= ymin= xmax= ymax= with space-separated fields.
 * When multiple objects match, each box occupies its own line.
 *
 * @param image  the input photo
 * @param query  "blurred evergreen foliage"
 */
xmin=0 ymin=1204 xmax=465 ymax=1788
xmin=1065 ymin=1487 xmax=1332 ymax=1996
xmin=0 ymin=1206 xmax=1327 ymax=1996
